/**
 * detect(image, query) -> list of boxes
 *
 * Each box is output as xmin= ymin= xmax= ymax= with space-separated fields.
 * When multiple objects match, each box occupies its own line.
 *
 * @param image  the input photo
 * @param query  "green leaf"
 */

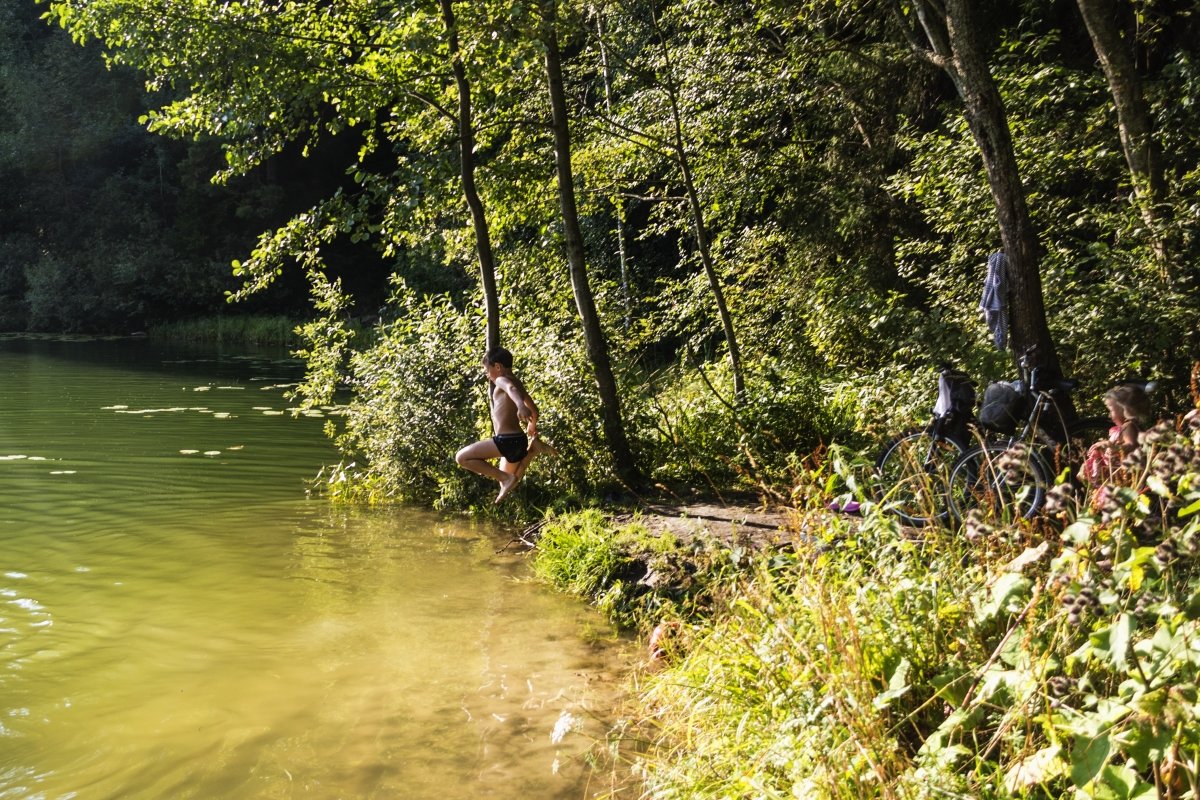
xmin=1146 ymin=474 xmax=1171 ymax=497
xmin=1133 ymin=687 xmax=1167 ymax=718
xmin=930 ymin=666 xmax=971 ymax=707
xmin=1089 ymin=614 xmax=1135 ymax=672
xmin=918 ymin=705 xmax=987 ymax=756
xmin=1178 ymin=496 xmax=1200 ymax=518
xmin=1095 ymin=764 xmax=1156 ymax=800
xmin=1118 ymin=719 xmax=1173 ymax=771
xmin=1070 ymin=733 xmax=1112 ymax=789
xmin=1109 ymin=613 xmax=1134 ymax=672
xmin=873 ymin=657 xmax=912 ymax=710
xmin=1063 ymin=520 xmax=1093 ymax=546
xmin=977 ymin=573 xmax=1032 ymax=622
xmin=1004 ymin=745 xmax=1064 ymax=794
xmin=1005 ymin=542 xmax=1049 ymax=573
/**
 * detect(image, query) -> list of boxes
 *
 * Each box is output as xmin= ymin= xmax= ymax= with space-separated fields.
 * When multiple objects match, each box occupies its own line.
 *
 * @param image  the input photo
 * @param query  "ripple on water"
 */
xmin=0 ymin=340 xmax=630 ymax=799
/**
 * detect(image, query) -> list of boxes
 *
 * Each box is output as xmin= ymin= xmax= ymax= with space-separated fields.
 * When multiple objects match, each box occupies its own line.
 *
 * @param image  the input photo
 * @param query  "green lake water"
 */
xmin=0 ymin=336 xmax=629 ymax=799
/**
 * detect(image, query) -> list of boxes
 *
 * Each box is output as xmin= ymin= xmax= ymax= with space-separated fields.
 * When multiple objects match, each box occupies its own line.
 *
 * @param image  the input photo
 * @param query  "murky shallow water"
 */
xmin=0 ymin=337 xmax=629 ymax=799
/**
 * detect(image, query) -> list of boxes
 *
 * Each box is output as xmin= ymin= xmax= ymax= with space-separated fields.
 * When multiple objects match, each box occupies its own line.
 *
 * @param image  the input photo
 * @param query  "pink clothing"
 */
xmin=1081 ymin=421 xmax=1139 ymax=511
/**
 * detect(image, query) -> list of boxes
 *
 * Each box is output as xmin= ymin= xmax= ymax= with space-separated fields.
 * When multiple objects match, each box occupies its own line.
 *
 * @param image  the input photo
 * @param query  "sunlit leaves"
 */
xmin=330 ymin=282 xmax=481 ymax=505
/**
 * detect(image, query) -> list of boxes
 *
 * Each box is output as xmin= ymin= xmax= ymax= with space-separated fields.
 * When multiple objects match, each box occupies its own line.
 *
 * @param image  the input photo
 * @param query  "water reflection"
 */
xmin=0 ymin=339 xmax=629 ymax=799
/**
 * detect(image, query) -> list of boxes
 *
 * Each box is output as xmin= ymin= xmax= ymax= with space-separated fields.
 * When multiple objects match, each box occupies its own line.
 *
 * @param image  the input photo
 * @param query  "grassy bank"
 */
xmin=148 ymin=315 xmax=301 ymax=347
xmin=534 ymin=420 xmax=1200 ymax=798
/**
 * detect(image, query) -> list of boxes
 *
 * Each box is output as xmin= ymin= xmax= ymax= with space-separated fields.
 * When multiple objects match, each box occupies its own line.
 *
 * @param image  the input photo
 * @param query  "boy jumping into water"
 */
xmin=455 ymin=346 xmax=557 ymax=503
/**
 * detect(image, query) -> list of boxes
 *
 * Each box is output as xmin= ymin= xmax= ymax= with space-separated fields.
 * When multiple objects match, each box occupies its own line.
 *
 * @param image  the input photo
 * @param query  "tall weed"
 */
xmin=623 ymin=411 xmax=1200 ymax=798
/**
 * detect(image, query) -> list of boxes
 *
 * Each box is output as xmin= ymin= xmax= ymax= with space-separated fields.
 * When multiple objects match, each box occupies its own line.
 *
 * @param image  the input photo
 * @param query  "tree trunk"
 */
xmin=439 ymin=0 xmax=501 ymax=352
xmin=901 ymin=0 xmax=1063 ymax=378
xmin=1074 ymin=0 xmax=1167 ymax=261
xmin=650 ymin=4 xmax=745 ymax=403
xmin=671 ymin=103 xmax=745 ymax=405
xmin=541 ymin=2 xmax=642 ymax=486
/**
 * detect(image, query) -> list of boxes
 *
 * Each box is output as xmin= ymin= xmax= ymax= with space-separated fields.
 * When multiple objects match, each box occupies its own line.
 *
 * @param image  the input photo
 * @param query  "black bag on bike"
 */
xmin=979 ymin=380 xmax=1027 ymax=435
xmin=933 ymin=370 xmax=976 ymax=443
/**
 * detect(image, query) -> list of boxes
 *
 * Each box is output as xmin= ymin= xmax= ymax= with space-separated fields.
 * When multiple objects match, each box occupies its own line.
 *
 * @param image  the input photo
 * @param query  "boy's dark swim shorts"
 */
xmin=492 ymin=432 xmax=529 ymax=462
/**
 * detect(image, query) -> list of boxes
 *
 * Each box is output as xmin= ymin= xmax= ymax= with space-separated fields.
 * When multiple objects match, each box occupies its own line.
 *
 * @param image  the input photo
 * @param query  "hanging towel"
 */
xmin=979 ymin=251 xmax=1008 ymax=351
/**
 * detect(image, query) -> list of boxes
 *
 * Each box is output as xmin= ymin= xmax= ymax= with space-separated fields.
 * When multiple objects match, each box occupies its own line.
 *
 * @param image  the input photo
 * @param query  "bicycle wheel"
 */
xmin=947 ymin=442 xmax=1051 ymax=522
xmin=874 ymin=429 xmax=965 ymax=526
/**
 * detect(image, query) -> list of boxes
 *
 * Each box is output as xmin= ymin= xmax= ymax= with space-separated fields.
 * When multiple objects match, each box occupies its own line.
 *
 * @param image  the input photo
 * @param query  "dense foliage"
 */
xmin=14 ymin=0 xmax=1200 ymax=500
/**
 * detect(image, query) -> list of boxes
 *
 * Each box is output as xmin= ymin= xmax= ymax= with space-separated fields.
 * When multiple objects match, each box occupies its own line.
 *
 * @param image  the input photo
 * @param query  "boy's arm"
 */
xmin=524 ymin=394 xmax=539 ymax=437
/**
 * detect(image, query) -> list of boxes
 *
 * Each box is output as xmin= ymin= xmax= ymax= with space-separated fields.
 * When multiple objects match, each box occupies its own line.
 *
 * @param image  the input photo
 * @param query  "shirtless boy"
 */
xmin=455 ymin=347 xmax=556 ymax=503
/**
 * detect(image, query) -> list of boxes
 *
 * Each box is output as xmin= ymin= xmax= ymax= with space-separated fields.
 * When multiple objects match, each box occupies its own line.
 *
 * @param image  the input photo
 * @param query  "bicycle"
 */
xmin=873 ymin=366 xmax=975 ymax=526
xmin=945 ymin=355 xmax=1110 ymax=522
xmin=875 ymin=353 xmax=1111 ymax=526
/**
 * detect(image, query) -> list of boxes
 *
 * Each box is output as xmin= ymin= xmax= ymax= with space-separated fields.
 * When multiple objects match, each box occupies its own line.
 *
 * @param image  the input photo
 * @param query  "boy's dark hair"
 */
xmin=483 ymin=346 xmax=513 ymax=369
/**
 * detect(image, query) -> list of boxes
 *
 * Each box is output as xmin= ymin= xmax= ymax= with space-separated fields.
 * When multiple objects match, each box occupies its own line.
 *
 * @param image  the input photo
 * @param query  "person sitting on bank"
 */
xmin=455 ymin=346 xmax=557 ymax=503
xmin=1078 ymin=384 xmax=1152 ymax=498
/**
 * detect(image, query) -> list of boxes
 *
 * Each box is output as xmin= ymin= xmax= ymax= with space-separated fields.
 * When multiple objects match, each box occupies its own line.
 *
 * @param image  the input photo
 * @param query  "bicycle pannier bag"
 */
xmin=979 ymin=380 xmax=1025 ymax=435
xmin=933 ymin=371 xmax=974 ymax=416
xmin=949 ymin=375 xmax=976 ymax=419
xmin=933 ymin=370 xmax=976 ymax=442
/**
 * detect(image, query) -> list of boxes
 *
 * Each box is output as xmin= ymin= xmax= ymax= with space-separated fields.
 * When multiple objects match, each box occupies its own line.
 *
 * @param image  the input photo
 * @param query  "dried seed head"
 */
xmin=1155 ymin=539 xmax=1179 ymax=567
xmin=964 ymin=508 xmax=994 ymax=540
xmin=1142 ymin=423 xmax=1173 ymax=446
xmin=1099 ymin=491 xmax=1125 ymax=521
xmin=1044 ymin=483 xmax=1075 ymax=516
xmin=1123 ymin=449 xmax=1147 ymax=470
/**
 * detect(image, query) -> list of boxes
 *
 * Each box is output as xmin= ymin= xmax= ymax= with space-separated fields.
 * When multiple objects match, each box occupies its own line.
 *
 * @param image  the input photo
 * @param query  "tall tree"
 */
xmin=645 ymin=1 xmax=744 ymax=403
xmin=1074 ymin=0 xmax=1167 ymax=261
xmin=580 ymin=0 xmax=749 ymax=402
xmin=892 ymin=0 xmax=1062 ymax=376
xmin=439 ymin=0 xmax=501 ymax=352
xmin=540 ymin=0 xmax=641 ymax=486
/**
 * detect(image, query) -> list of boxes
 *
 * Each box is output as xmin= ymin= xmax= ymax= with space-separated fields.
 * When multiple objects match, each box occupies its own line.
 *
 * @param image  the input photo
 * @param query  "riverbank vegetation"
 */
xmin=538 ymin=414 xmax=1200 ymax=798
xmin=8 ymin=1 xmax=1196 ymax=511
xmin=148 ymin=314 xmax=302 ymax=346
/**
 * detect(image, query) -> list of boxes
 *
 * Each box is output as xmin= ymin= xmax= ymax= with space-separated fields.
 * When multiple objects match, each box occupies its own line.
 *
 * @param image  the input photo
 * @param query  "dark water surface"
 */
xmin=0 ymin=336 xmax=628 ymax=799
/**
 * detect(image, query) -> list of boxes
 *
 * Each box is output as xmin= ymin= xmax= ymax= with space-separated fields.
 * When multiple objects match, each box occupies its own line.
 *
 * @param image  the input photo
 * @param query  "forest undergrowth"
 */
xmin=536 ymin=390 xmax=1200 ymax=799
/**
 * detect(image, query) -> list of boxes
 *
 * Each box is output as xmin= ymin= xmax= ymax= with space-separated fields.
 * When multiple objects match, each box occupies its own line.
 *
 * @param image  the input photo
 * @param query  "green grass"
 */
xmin=631 ymin=515 xmax=989 ymax=799
xmin=532 ymin=509 xmax=741 ymax=632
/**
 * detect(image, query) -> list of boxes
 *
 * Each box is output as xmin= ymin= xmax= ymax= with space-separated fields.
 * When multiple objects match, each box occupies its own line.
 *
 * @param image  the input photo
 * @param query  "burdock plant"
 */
xmin=621 ymin=411 xmax=1200 ymax=799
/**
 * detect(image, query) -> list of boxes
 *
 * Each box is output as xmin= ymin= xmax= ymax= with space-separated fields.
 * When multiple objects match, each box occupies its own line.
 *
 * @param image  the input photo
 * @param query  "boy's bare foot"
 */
xmin=496 ymin=472 xmax=519 ymax=504
xmin=512 ymin=437 xmax=553 ymax=484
